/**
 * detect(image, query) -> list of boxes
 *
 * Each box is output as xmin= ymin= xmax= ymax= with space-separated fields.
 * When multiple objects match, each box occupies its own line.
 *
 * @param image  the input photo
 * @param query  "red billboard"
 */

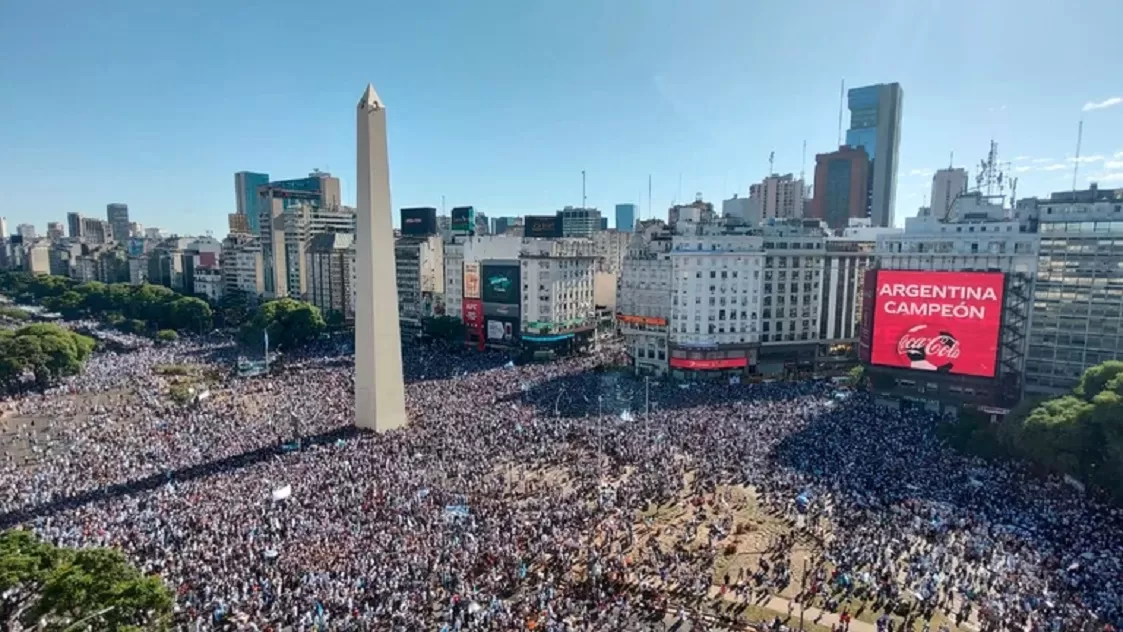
xmin=670 ymin=357 xmax=747 ymax=370
xmin=462 ymin=298 xmax=484 ymax=332
xmin=870 ymin=270 xmax=1005 ymax=378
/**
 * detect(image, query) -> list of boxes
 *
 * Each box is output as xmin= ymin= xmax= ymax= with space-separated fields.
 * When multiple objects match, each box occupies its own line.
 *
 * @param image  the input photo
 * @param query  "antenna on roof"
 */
xmin=1072 ymin=119 xmax=1084 ymax=194
xmin=837 ymin=79 xmax=845 ymax=147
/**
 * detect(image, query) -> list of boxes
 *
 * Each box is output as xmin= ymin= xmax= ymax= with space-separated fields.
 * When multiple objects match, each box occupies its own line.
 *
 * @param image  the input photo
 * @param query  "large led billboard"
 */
xmin=400 ymin=207 xmax=437 ymax=236
xmin=524 ymin=215 xmax=561 ymax=238
xmin=870 ymin=270 xmax=1005 ymax=378
xmin=481 ymin=262 xmax=521 ymax=305
xmin=485 ymin=316 xmax=519 ymax=343
xmin=451 ymin=206 xmax=475 ymax=234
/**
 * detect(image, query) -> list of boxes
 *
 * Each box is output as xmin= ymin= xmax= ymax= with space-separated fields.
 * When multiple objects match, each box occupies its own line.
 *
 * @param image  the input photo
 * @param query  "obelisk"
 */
xmin=354 ymin=83 xmax=407 ymax=432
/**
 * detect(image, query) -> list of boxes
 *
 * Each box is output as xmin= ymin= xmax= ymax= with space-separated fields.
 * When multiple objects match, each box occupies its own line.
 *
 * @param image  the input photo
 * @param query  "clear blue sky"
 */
xmin=1 ymin=0 xmax=1121 ymax=235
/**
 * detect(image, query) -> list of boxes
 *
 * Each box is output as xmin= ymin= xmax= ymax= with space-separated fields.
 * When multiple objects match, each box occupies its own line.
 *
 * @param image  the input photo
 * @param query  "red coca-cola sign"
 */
xmin=870 ymin=271 xmax=1004 ymax=378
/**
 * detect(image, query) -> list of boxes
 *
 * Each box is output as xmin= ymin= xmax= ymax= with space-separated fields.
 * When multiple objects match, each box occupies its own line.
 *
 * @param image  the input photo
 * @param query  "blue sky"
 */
xmin=1 ymin=0 xmax=1121 ymax=235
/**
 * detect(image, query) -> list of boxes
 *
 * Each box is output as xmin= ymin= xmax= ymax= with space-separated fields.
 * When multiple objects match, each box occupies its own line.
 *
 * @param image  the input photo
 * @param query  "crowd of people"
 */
xmin=0 ymin=334 xmax=1120 ymax=631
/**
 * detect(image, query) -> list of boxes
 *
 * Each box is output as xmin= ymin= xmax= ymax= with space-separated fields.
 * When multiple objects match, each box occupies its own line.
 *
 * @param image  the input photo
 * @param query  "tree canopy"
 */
xmin=979 ymin=360 xmax=1123 ymax=502
xmin=0 ymin=272 xmax=212 ymax=336
xmin=0 ymin=324 xmax=95 ymax=392
xmin=0 ymin=530 xmax=172 ymax=631
xmin=241 ymin=297 xmax=326 ymax=350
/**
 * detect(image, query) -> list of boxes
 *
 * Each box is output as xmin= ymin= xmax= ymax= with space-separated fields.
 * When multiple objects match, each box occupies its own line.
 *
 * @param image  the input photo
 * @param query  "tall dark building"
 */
xmin=810 ymin=146 xmax=870 ymax=230
xmin=67 ymin=212 xmax=83 ymax=239
xmin=845 ymin=83 xmax=903 ymax=227
xmin=106 ymin=203 xmax=130 ymax=241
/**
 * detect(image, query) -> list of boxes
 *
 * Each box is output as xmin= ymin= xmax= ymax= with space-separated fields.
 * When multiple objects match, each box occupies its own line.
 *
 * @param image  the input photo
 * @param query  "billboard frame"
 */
xmin=868 ymin=269 xmax=1006 ymax=380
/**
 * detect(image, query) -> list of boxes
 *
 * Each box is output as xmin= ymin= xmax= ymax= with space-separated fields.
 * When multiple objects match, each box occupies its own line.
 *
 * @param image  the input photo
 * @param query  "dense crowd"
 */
xmin=0 ymin=336 xmax=1120 ymax=631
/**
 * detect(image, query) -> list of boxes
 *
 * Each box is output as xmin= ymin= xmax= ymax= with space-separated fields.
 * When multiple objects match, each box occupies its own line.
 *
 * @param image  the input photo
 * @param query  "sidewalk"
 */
xmin=705 ymin=585 xmax=878 ymax=632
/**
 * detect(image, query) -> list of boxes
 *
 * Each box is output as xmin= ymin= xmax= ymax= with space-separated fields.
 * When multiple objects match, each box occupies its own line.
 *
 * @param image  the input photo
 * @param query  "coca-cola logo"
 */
xmin=896 ymin=324 xmax=960 ymax=370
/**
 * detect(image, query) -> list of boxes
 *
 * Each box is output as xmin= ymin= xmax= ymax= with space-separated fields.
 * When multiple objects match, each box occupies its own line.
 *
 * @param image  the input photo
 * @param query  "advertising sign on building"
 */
xmin=485 ymin=317 xmax=519 ymax=342
xmin=451 ymin=206 xmax=476 ymax=234
xmin=400 ymin=207 xmax=437 ymax=236
xmin=484 ymin=302 xmax=519 ymax=318
xmin=670 ymin=357 xmax=747 ymax=370
xmin=870 ymin=270 xmax=1005 ymax=378
xmin=463 ymin=262 xmax=481 ymax=300
xmin=524 ymin=215 xmax=561 ymax=239
xmin=462 ymin=298 xmax=484 ymax=330
xmin=480 ymin=263 xmax=521 ymax=305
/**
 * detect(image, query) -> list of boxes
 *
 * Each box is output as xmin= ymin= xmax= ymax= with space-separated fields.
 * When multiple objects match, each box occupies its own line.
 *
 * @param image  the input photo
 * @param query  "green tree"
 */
xmin=0 ymin=530 xmax=172 ymax=631
xmin=216 ymin=290 xmax=252 ymax=329
xmin=1076 ymin=360 xmax=1123 ymax=400
xmin=242 ymin=298 xmax=326 ymax=350
xmin=422 ymin=315 xmax=466 ymax=342
xmin=0 ymin=325 xmax=94 ymax=391
xmin=155 ymin=329 xmax=178 ymax=344
xmin=167 ymin=297 xmax=213 ymax=333
xmin=42 ymin=291 xmax=85 ymax=319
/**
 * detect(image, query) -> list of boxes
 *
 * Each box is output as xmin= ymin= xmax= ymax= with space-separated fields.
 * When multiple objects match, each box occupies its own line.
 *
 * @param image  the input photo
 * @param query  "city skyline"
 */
xmin=2 ymin=0 xmax=1122 ymax=235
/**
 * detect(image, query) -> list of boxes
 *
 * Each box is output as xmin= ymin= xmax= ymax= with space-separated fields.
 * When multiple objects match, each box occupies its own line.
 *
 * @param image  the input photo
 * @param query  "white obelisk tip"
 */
xmin=359 ymin=83 xmax=384 ymax=109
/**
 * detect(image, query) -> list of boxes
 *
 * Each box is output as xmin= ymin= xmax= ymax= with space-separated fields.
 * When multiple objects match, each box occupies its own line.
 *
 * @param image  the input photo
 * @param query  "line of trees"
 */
xmin=947 ymin=361 xmax=1123 ymax=502
xmin=0 ymin=272 xmax=213 ymax=335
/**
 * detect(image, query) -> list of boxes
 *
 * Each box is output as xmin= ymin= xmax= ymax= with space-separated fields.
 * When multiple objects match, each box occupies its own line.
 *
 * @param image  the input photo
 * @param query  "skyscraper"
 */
xmin=234 ymin=171 xmax=270 ymax=234
xmin=354 ymin=83 xmax=406 ymax=433
xmin=107 ymin=203 xmax=130 ymax=242
xmin=67 ymin=212 xmax=83 ymax=238
xmin=810 ymin=146 xmax=870 ymax=230
xmin=845 ymin=82 xmax=903 ymax=227
xmin=615 ymin=203 xmax=636 ymax=231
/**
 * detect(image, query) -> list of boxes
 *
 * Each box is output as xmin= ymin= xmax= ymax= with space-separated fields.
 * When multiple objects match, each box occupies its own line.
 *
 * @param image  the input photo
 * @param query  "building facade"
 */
xmin=618 ymin=223 xmax=674 ymax=373
xmin=751 ymin=174 xmax=806 ymax=221
xmin=395 ymin=234 xmax=444 ymax=338
xmin=615 ymin=203 xmax=637 ymax=231
xmin=1025 ymin=186 xmax=1123 ymax=395
xmin=558 ymin=206 xmax=602 ymax=237
xmin=235 ymin=171 xmax=270 ymax=234
xmin=930 ymin=168 xmax=969 ymax=220
xmin=306 ymin=233 xmax=355 ymax=322
xmin=846 ymin=82 xmax=903 ymax=227
xmin=106 ymin=203 xmax=130 ymax=243
xmin=67 ymin=212 xmax=83 ymax=239
xmin=810 ymin=146 xmax=871 ymax=230
xmin=592 ymin=229 xmax=631 ymax=274
xmin=221 ymin=233 xmax=265 ymax=298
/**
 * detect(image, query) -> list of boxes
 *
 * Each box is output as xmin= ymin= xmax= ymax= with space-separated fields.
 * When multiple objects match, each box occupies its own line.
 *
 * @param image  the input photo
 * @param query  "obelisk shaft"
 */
xmin=354 ymin=84 xmax=407 ymax=432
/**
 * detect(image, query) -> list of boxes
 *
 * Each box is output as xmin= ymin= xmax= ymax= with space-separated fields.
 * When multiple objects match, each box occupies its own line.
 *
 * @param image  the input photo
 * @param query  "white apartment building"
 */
xmin=722 ymin=194 xmax=761 ymax=226
xmin=221 ymin=235 xmax=265 ymax=298
xmin=193 ymin=266 xmax=224 ymax=303
xmin=669 ymin=228 xmax=764 ymax=377
xmin=758 ymin=221 xmax=827 ymax=376
xmin=618 ymin=223 xmax=674 ymax=373
xmin=751 ymin=174 xmax=806 ymax=220
xmin=592 ymin=229 xmax=631 ymax=273
xmin=930 ymin=168 xmax=969 ymax=219
xmin=395 ymin=234 xmax=444 ymax=337
xmin=521 ymin=239 xmax=598 ymax=335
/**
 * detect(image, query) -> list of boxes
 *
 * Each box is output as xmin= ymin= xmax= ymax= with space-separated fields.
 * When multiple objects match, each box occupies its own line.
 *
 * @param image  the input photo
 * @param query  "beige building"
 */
xmin=592 ymin=229 xmax=631 ymax=273
xmin=751 ymin=173 xmax=806 ymax=220
xmin=221 ymin=234 xmax=265 ymax=298
xmin=306 ymin=233 xmax=355 ymax=322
